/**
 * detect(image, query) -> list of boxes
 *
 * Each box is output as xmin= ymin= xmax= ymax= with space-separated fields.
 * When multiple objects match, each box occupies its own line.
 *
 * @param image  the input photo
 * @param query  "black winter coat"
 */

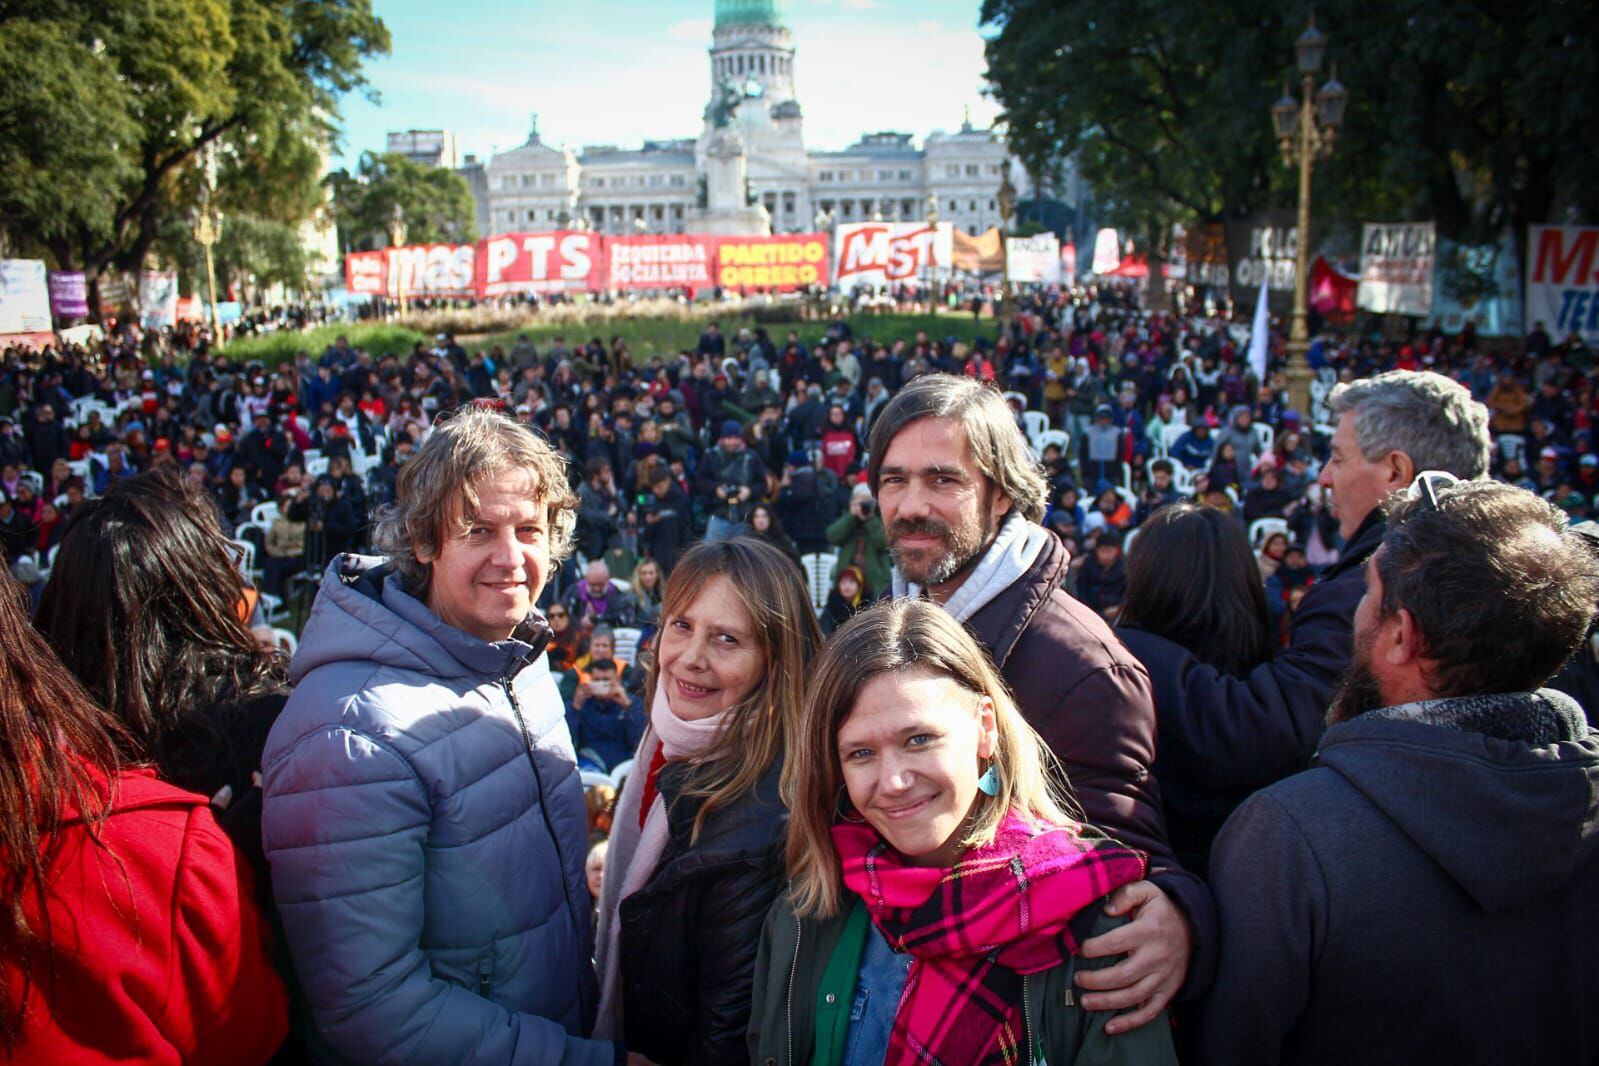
xmin=1118 ymin=509 xmax=1385 ymax=807
xmin=619 ymin=756 xmax=785 ymax=1066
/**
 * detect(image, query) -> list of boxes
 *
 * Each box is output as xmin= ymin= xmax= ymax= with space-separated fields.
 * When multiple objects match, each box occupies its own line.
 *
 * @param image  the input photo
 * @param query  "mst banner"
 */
xmin=1527 ymin=225 xmax=1599 ymax=345
xmin=834 ymin=222 xmax=953 ymax=292
xmin=1358 ymin=222 xmax=1435 ymax=316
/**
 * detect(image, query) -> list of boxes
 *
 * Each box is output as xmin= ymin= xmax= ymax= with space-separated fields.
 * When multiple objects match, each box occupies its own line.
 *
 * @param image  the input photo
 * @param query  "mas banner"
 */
xmin=387 ymin=242 xmax=478 ymax=298
xmin=1006 ymin=233 xmax=1062 ymax=284
xmin=714 ymin=233 xmax=830 ymax=291
xmin=47 ymin=271 xmax=89 ymax=318
xmin=0 ymin=260 xmax=52 ymax=334
xmin=834 ymin=222 xmax=952 ymax=292
xmin=478 ymin=232 xmax=600 ymax=295
xmin=1358 ymin=222 xmax=1435 ymax=316
xmin=1227 ymin=217 xmax=1298 ymax=313
xmin=1527 ymin=225 xmax=1599 ymax=345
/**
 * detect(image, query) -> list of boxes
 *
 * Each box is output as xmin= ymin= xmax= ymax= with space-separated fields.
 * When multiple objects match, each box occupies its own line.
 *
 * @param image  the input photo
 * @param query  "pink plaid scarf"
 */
xmin=832 ymin=811 xmax=1146 ymax=1066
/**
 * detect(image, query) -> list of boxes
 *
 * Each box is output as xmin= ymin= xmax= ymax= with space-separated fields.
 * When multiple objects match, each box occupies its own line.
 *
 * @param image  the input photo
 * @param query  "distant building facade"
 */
xmin=386 ymin=129 xmax=459 ymax=170
xmin=461 ymin=0 xmax=1064 ymax=237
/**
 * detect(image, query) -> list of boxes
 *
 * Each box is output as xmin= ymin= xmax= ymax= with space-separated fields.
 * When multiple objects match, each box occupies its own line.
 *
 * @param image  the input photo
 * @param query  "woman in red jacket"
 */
xmin=0 ymin=568 xmax=287 ymax=1064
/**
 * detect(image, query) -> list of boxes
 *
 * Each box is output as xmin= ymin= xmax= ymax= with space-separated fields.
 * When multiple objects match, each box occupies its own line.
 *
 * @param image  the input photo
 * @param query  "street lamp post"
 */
xmin=996 ymin=169 xmax=1017 ymax=334
xmin=1271 ymin=16 xmax=1349 ymax=416
xmin=924 ymin=193 xmax=940 ymax=318
xmin=192 ymin=143 xmax=222 ymax=333
xmin=387 ymin=203 xmax=408 ymax=318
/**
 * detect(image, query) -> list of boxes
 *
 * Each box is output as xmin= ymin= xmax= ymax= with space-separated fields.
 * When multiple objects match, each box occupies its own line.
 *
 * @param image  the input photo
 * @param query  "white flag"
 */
xmin=1247 ymin=275 xmax=1270 ymax=385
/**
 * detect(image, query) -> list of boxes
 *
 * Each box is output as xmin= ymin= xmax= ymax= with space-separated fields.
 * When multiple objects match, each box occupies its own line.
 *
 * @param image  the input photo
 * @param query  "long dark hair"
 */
xmin=1118 ymin=503 xmax=1275 ymax=674
xmin=35 ymin=467 xmax=287 ymax=794
xmin=0 ymin=567 xmax=128 ymax=1046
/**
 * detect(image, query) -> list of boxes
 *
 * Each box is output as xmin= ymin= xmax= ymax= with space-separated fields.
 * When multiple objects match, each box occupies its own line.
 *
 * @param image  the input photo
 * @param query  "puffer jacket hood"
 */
xmin=1316 ymin=689 xmax=1599 ymax=913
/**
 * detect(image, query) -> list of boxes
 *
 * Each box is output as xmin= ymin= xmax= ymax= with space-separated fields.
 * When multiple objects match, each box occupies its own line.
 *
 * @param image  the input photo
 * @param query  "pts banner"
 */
xmin=1527 ymin=225 xmax=1599 ymax=345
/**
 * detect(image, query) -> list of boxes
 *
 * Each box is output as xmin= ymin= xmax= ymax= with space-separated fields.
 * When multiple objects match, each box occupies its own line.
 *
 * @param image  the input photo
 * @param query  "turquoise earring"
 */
xmin=976 ymin=762 xmax=1000 ymax=796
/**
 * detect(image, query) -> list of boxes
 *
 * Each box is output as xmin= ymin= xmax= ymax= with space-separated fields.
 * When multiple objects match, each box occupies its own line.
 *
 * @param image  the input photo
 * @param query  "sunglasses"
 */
xmin=548 ymin=610 xmax=568 ymax=618
xmin=1406 ymin=469 xmax=1460 ymax=511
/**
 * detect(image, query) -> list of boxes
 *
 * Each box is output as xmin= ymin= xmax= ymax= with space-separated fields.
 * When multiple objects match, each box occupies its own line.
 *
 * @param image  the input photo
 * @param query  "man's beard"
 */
xmin=888 ymin=510 xmax=992 ymax=588
xmin=1327 ymin=630 xmax=1385 ymax=725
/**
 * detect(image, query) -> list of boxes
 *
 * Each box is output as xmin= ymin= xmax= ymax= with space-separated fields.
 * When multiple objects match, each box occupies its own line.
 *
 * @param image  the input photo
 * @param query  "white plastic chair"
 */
xmin=580 ymin=770 xmax=613 ymax=791
xmin=1249 ymin=517 xmax=1291 ymax=550
xmin=609 ymin=758 xmax=636 ymax=791
xmin=1037 ymin=429 xmax=1070 ymax=457
xmin=1122 ymin=527 xmax=1139 ymax=558
xmin=611 ymin=626 xmax=643 ymax=667
xmin=800 ymin=551 xmax=838 ymax=612
xmin=1022 ymin=410 xmax=1050 ymax=450
xmin=226 ymin=538 xmax=258 ymax=579
xmin=66 ymin=458 xmax=91 ymax=483
xmin=1253 ymin=423 xmax=1275 ymax=455
xmin=267 ymin=627 xmax=298 ymax=656
xmin=1171 ymin=463 xmax=1197 ymax=496
xmin=305 ymin=456 xmax=330 ymax=478
xmin=250 ymin=501 xmax=280 ymax=526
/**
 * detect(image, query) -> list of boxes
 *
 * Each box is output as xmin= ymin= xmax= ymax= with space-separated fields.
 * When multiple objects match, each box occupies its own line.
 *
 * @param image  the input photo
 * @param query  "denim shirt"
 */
xmin=840 ymin=921 xmax=913 ymax=1066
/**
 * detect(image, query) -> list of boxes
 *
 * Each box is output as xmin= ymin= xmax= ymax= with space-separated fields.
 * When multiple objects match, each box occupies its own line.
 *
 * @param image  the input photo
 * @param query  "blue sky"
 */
xmin=333 ymin=0 xmax=1001 ymax=166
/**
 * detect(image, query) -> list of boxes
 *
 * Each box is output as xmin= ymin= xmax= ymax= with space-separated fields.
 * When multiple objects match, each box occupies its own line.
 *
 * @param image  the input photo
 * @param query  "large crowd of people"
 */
xmin=0 ymin=284 xmax=1597 ymax=1065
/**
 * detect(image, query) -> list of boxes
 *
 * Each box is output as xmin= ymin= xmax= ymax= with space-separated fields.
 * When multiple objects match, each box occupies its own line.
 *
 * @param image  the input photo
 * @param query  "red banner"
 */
xmin=605 ymin=235 xmax=717 ymax=290
xmin=347 ymin=229 xmax=833 ymax=298
xmin=346 ymin=250 xmax=387 ymax=295
xmin=478 ymin=231 xmax=602 ymax=295
xmin=713 ymin=233 xmax=830 ymax=292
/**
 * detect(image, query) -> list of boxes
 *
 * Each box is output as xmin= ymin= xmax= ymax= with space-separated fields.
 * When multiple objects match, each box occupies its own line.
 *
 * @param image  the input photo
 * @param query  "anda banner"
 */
xmin=1357 ymin=222 xmax=1435 ymax=316
xmin=834 ymin=222 xmax=953 ymax=292
xmin=1526 ymin=225 xmax=1599 ymax=345
xmin=714 ymin=233 xmax=830 ymax=291
xmin=1006 ymin=233 xmax=1062 ymax=284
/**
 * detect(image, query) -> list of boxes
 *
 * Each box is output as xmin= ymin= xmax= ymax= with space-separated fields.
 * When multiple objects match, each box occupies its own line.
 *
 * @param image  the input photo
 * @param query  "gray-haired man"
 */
xmin=1119 ymin=369 xmax=1492 ymax=794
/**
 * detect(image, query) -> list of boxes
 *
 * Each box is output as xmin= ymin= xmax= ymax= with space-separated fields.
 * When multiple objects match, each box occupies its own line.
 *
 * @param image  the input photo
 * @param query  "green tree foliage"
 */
xmin=981 ymin=0 xmax=1599 ymax=254
xmin=0 ymin=0 xmax=387 ymax=302
xmin=328 ymin=152 xmax=479 ymax=252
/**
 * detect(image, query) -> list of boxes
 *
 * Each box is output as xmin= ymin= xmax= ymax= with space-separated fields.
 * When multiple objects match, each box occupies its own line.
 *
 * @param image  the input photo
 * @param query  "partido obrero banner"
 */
xmin=347 ymin=231 xmax=832 ymax=298
xmin=1526 ymin=225 xmax=1599 ymax=346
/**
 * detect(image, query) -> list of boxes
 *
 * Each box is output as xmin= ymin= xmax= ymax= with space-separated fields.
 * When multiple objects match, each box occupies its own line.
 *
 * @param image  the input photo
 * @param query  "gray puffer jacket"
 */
xmin=261 ymin=555 xmax=611 ymax=1066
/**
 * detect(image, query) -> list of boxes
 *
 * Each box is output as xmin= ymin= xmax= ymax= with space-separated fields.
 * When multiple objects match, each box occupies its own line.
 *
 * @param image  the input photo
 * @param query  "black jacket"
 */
xmin=619 ymin=756 xmax=785 ymax=1066
xmin=1119 ymin=509 xmax=1386 ymax=800
xmin=1202 ymin=690 xmax=1599 ymax=1066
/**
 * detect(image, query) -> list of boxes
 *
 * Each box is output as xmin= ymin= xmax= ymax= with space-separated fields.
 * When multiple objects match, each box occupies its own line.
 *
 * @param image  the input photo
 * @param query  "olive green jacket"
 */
xmin=748 ymin=891 xmax=1178 ymax=1066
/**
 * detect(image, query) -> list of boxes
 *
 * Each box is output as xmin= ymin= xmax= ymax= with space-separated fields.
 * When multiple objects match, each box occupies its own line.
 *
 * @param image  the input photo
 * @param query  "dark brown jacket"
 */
xmin=964 ymin=529 xmax=1218 ymax=995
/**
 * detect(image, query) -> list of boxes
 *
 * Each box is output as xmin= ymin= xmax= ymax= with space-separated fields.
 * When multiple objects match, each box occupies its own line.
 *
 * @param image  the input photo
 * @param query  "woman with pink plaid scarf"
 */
xmin=749 ymin=599 xmax=1178 ymax=1066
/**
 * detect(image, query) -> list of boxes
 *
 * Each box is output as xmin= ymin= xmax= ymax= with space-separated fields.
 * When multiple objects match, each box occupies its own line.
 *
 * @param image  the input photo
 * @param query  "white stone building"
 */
xmin=470 ymin=0 xmax=1054 ymax=238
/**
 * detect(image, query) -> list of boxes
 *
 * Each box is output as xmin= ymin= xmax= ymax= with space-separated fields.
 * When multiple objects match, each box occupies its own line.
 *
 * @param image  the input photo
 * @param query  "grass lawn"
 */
xmin=219 ymin=307 xmax=998 ymax=369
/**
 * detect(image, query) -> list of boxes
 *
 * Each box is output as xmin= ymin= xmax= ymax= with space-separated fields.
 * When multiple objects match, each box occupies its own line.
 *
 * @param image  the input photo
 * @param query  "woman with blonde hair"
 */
xmin=596 ymin=537 xmax=822 ymax=1065
xmin=751 ymin=599 xmax=1177 ymax=1066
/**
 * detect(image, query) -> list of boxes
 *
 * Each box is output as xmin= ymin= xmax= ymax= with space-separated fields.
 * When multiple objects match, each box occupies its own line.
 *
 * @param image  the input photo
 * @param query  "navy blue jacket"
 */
xmin=1119 ymin=509 xmax=1386 ymax=799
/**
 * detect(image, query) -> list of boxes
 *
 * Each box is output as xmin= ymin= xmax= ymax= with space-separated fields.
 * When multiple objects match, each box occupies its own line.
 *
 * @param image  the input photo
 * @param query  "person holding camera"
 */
xmin=695 ymin=421 xmax=767 ymax=542
xmin=569 ymin=658 xmax=646 ymax=774
xmin=825 ymin=481 xmax=891 ymax=599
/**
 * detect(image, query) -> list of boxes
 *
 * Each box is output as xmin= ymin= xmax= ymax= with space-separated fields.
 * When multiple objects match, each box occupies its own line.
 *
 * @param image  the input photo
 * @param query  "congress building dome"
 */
xmin=715 ymin=0 xmax=784 ymax=27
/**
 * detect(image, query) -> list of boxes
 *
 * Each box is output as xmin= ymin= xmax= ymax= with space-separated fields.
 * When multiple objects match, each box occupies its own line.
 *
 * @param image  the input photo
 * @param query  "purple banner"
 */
xmin=48 ymin=271 xmax=88 ymax=318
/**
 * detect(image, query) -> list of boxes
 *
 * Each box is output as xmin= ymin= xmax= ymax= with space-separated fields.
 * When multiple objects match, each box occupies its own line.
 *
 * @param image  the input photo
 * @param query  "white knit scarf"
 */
xmin=891 ymin=512 xmax=1051 ymax=623
xmin=593 ymin=684 xmax=729 ymax=1040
